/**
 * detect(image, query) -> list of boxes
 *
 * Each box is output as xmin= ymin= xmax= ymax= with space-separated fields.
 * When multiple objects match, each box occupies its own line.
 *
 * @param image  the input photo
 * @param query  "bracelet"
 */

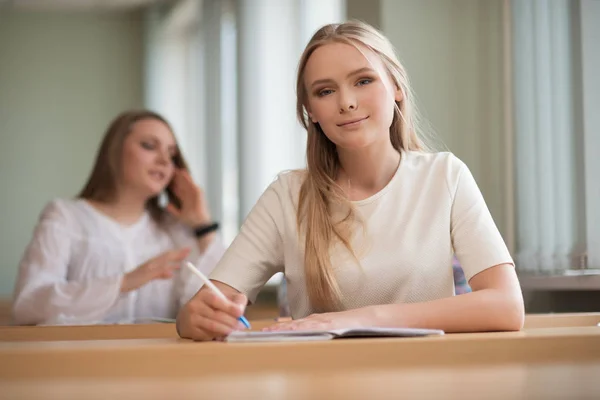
xmin=193 ymin=222 xmax=219 ymax=238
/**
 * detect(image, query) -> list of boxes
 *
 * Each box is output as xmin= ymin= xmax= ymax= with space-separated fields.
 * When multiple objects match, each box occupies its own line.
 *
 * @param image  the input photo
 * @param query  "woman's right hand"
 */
xmin=176 ymin=281 xmax=248 ymax=341
xmin=120 ymin=248 xmax=191 ymax=293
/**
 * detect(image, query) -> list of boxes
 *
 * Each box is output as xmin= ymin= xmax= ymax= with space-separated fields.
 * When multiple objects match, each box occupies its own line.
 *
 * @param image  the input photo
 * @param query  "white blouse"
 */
xmin=12 ymin=198 xmax=225 ymax=325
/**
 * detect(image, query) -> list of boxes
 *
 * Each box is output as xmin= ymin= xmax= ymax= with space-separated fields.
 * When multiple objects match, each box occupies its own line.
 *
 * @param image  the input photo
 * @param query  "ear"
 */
xmin=305 ymin=105 xmax=317 ymax=123
xmin=394 ymin=85 xmax=404 ymax=103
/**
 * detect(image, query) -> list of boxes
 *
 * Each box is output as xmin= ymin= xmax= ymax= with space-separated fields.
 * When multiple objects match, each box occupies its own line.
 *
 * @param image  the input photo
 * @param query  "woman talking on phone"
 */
xmin=12 ymin=110 xmax=225 ymax=325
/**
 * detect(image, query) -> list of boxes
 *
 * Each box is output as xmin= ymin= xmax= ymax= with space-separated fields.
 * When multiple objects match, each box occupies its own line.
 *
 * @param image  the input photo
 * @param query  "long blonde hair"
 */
xmin=296 ymin=20 xmax=427 ymax=312
xmin=78 ymin=109 xmax=188 ymax=224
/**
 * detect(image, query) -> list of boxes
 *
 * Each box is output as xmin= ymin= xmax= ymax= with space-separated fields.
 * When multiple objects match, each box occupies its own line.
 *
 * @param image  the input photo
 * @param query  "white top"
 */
xmin=210 ymin=151 xmax=513 ymax=319
xmin=12 ymin=199 xmax=225 ymax=325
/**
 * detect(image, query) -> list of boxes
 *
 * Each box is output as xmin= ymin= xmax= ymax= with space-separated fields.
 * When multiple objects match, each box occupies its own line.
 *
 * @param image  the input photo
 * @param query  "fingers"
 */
xmin=204 ymin=291 xmax=245 ymax=319
xmin=181 ymin=290 xmax=244 ymax=340
xmin=171 ymin=248 xmax=191 ymax=260
xmin=171 ymin=170 xmax=204 ymax=203
xmin=157 ymin=265 xmax=180 ymax=279
xmin=193 ymin=314 xmax=235 ymax=338
xmin=175 ymin=169 xmax=194 ymax=185
xmin=171 ymin=169 xmax=196 ymax=192
xmin=230 ymin=293 xmax=249 ymax=309
xmin=165 ymin=203 xmax=182 ymax=217
xmin=211 ymin=309 xmax=241 ymax=329
xmin=158 ymin=252 xmax=188 ymax=279
xmin=146 ymin=248 xmax=189 ymax=280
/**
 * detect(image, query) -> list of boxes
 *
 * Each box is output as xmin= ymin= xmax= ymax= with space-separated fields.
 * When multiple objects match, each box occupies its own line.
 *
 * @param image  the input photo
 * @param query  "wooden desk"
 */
xmin=1 ymin=326 xmax=599 ymax=378
xmin=1 ymin=313 xmax=598 ymax=343
xmin=3 ymin=313 xmax=597 ymax=343
xmin=0 ymin=323 xmax=177 ymax=342
xmin=1 ymin=362 xmax=598 ymax=400
xmin=0 ymin=298 xmax=10 ymax=326
xmin=523 ymin=312 xmax=600 ymax=329
xmin=0 ymin=320 xmax=275 ymax=342
xmin=1 ymin=327 xmax=599 ymax=399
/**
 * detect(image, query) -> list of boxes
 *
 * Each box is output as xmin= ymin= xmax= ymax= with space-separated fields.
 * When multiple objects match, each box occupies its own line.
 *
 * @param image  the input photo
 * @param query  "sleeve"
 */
xmin=208 ymin=177 xmax=286 ymax=303
xmin=11 ymin=200 xmax=123 ymax=325
xmin=449 ymin=158 xmax=514 ymax=282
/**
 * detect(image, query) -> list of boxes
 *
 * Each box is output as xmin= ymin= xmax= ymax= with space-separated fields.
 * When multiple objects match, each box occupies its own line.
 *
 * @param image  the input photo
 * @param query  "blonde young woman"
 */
xmin=13 ymin=110 xmax=225 ymax=325
xmin=177 ymin=21 xmax=524 ymax=340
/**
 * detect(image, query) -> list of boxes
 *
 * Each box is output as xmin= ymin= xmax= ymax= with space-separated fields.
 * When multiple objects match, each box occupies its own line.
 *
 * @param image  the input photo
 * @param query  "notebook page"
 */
xmin=225 ymin=330 xmax=334 ymax=343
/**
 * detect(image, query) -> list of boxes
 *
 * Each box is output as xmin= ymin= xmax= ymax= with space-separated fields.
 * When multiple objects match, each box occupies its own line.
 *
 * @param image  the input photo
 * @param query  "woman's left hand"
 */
xmin=166 ymin=169 xmax=211 ymax=228
xmin=263 ymin=311 xmax=365 ymax=332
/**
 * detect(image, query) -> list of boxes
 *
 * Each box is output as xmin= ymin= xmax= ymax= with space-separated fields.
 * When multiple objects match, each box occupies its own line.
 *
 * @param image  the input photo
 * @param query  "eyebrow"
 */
xmin=310 ymin=67 xmax=376 ymax=89
xmin=144 ymin=134 xmax=177 ymax=153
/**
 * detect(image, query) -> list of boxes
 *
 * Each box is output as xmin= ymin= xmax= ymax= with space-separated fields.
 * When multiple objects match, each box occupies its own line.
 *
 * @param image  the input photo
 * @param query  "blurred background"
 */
xmin=0 ymin=0 xmax=598 ymax=323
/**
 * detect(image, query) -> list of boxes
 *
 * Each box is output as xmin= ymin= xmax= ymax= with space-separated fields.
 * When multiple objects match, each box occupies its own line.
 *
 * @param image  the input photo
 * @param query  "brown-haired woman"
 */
xmin=12 ymin=110 xmax=225 ymax=325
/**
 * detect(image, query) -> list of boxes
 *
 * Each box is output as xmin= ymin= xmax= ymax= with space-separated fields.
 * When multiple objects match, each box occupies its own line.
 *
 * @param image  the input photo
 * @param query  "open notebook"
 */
xmin=226 ymin=327 xmax=444 ymax=343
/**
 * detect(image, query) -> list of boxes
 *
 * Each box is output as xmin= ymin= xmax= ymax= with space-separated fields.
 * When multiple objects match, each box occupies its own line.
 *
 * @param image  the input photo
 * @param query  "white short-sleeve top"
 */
xmin=209 ymin=151 xmax=513 ymax=318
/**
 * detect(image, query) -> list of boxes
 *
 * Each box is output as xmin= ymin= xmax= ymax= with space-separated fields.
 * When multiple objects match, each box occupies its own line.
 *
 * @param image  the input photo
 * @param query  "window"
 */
xmin=511 ymin=0 xmax=600 ymax=283
xmin=145 ymin=0 xmax=346 ymax=286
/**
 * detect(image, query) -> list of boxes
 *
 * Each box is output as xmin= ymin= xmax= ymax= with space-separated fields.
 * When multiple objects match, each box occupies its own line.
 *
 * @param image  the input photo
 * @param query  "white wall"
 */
xmin=380 ymin=0 xmax=509 ymax=241
xmin=0 ymin=10 xmax=144 ymax=296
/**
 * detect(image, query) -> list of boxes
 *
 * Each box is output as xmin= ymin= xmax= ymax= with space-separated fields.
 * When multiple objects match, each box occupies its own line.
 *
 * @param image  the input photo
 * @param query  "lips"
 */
xmin=149 ymin=170 xmax=166 ymax=181
xmin=337 ymin=116 xmax=368 ymax=127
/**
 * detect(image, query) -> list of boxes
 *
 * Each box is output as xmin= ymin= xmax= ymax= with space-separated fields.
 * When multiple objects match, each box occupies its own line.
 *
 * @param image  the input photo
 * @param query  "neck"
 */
xmin=88 ymin=186 xmax=149 ymax=226
xmin=336 ymin=140 xmax=400 ymax=200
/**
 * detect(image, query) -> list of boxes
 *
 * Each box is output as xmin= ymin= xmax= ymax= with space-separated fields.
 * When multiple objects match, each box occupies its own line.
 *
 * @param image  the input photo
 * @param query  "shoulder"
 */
xmin=269 ymin=169 xmax=306 ymax=191
xmin=402 ymin=150 xmax=465 ymax=172
xmin=38 ymin=198 xmax=80 ymax=223
xmin=401 ymin=151 xmax=467 ymax=193
xmin=262 ymin=169 xmax=306 ymax=204
xmin=28 ymin=198 xmax=87 ymax=239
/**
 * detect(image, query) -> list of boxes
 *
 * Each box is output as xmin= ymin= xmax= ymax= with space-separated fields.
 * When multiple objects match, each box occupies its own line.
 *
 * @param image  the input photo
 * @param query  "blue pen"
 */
xmin=185 ymin=262 xmax=251 ymax=329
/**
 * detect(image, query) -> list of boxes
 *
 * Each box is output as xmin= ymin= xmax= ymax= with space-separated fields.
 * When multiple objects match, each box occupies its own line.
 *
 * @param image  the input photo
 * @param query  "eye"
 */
xmin=141 ymin=141 xmax=154 ymax=150
xmin=317 ymin=88 xmax=334 ymax=97
xmin=356 ymin=78 xmax=373 ymax=86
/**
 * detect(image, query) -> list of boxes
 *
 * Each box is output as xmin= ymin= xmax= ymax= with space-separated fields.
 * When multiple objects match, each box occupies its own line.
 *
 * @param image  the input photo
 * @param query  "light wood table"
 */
xmin=1 ymin=326 xmax=598 ymax=376
xmin=0 ymin=320 xmax=275 ymax=342
xmin=1 ymin=326 xmax=599 ymax=399
xmin=3 ymin=313 xmax=597 ymax=343
xmin=523 ymin=312 xmax=600 ymax=329
xmin=0 ymin=323 xmax=177 ymax=342
xmin=1 ymin=361 xmax=598 ymax=400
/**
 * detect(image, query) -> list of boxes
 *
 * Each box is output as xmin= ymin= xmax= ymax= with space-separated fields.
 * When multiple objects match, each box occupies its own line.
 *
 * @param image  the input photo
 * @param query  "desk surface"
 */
xmin=2 ymin=313 xmax=599 ymax=342
xmin=2 ymin=361 xmax=599 ymax=400
xmin=0 ymin=319 xmax=279 ymax=342
xmin=1 ymin=326 xmax=599 ymax=378
xmin=1 ymin=326 xmax=599 ymax=399
xmin=523 ymin=312 xmax=600 ymax=329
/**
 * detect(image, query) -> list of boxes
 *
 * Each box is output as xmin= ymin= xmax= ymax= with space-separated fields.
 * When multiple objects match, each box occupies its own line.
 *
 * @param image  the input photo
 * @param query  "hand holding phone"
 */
xmin=165 ymin=169 xmax=212 ymax=228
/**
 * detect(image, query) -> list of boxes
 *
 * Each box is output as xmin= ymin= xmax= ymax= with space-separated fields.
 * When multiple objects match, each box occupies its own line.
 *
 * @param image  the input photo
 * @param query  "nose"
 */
xmin=156 ymin=148 xmax=170 ymax=165
xmin=338 ymin=88 xmax=357 ymax=113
